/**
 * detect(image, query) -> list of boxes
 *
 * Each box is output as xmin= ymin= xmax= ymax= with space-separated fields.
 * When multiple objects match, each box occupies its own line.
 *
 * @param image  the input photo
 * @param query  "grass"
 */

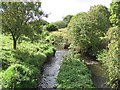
xmin=56 ymin=50 xmax=94 ymax=88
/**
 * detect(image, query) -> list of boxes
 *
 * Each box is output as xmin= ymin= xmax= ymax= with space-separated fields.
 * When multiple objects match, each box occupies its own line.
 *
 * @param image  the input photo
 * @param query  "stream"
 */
xmin=82 ymin=56 xmax=109 ymax=88
xmin=38 ymin=50 xmax=108 ymax=89
xmin=38 ymin=50 xmax=68 ymax=89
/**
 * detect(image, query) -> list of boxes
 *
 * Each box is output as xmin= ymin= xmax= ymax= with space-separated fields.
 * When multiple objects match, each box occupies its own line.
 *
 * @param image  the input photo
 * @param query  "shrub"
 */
xmin=50 ymin=28 xmax=71 ymax=49
xmin=97 ymin=26 xmax=120 ymax=89
xmin=1 ymin=48 xmax=15 ymax=70
xmin=45 ymin=23 xmax=58 ymax=32
xmin=1 ymin=64 xmax=39 ymax=88
xmin=1 ymin=34 xmax=56 ymax=88
xmin=53 ymin=20 xmax=67 ymax=29
xmin=25 ymin=52 xmax=47 ymax=67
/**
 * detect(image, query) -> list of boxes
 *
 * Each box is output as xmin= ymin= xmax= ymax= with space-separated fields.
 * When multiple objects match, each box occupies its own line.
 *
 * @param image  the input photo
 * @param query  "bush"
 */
xmin=25 ymin=52 xmax=47 ymax=67
xmin=1 ymin=34 xmax=56 ymax=88
xmin=1 ymin=48 xmax=15 ymax=70
xmin=50 ymin=28 xmax=71 ymax=49
xmin=45 ymin=23 xmax=58 ymax=32
xmin=53 ymin=20 xmax=67 ymax=29
xmin=57 ymin=50 xmax=94 ymax=88
xmin=97 ymin=26 xmax=120 ymax=89
xmin=1 ymin=64 xmax=39 ymax=88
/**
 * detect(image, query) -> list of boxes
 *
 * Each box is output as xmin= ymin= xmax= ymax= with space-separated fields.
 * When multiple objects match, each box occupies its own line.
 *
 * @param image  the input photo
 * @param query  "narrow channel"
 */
xmin=81 ymin=55 xmax=109 ymax=88
xmin=38 ymin=50 xmax=68 ymax=89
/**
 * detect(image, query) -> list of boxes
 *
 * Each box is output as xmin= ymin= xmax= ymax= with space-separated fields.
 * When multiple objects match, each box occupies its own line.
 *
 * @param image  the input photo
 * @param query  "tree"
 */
xmin=28 ymin=19 xmax=49 ymax=42
xmin=63 ymin=15 xmax=73 ymax=27
xmin=68 ymin=5 xmax=110 ymax=56
xmin=2 ymin=2 xmax=45 ymax=49
xmin=88 ymin=5 xmax=110 ymax=35
xmin=109 ymin=0 xmax=120 ymax=26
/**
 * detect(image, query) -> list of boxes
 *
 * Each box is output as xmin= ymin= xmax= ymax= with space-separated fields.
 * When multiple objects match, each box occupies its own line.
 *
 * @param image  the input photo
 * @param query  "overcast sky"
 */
xmin=41 ymin=0 xmax=111 ymax=22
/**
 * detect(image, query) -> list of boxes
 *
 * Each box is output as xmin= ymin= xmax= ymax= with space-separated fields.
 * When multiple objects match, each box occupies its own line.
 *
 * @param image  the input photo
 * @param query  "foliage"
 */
xmin=1 ymin=64 xmax=39 ymax=88
xmin=68 ymin=5 xmax=110 ymax=56
xmin=0 ymin=34 xmax=55 ymax=88
xmin=68 ymin=12 xmax=90 ymax=53
xmin=88 ymin=5 xmax=110 ymax=34
xmin=27 ymin=19 xmax=49 ymax=42
xmin=2 ymin=2 xmax=45 ymax=49
xmin=97 ymin=26 xmax=120 ymax=89
xmin=63 ymin=15 xmax=73 ymax=27
xmin=53 ymin=20 xmax=67 ymax=29
xmin=50 ymin=28 xmax=71 ymax=49
xmin=109 ymin=1 xmax=120 ymax=26
xmin=45 ymin=23 xmax=58 ymax=32
xmin=57 ymin=50 xmax=94 ymax=88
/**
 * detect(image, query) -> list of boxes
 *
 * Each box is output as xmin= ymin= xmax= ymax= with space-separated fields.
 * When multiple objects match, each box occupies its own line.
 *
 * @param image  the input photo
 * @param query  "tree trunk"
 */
xmin=11 ymin=33 xmax=19 ymax=50
xmin=12 ymin=36 xmax=17 ymax=50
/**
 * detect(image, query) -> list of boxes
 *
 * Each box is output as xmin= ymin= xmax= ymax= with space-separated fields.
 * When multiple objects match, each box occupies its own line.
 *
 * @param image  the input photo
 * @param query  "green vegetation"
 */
xmin=53 ymin=15 xmax=73 ymax=29
xmin=96 ymin=1 xmax=120 ymax=88
xmin=63 ymin=15 xmax=73 ymax=27
xmin=0 ymin=34 xmax=55 ymax=88
xmin=45 ymin=23 xmax=58 ymax=32
xmin=68 ymin=5 xmax=110 ymax=56
xmin=57 ymin=50 xmax=94 ymax=88
xmin=110 ymin=1 xmax=120 ymax=26
xmin=50 ymin=28 xmax=71 ymax=49
xmin=1 ymin=64 xmax=39 ymax=88
xmin=1 ymin=0 xmax=119 ymax=89
xmin=2 ymin=2 xmax=46 ymax=49
xmin=97 ymin=26 xmax=120 ymax=88
xmin=53 ymin=20 xmax=67 ymax=29
xmin=66 ymin=2 xmax=119 ymax=89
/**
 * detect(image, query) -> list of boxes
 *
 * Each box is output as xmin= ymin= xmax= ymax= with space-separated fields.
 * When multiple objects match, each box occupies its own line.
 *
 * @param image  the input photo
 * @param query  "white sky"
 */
xmin=41 ymin=0 xmax=111 ymax=22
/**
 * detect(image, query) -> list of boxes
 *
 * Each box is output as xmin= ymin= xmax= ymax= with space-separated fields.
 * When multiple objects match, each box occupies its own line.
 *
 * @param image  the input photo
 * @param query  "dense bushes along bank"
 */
xmin=0 ymin=34 xmax=56 ymax=88
xmin=56 ymin=50 xmax=94 ymax=88
xmin=50 ymin=28 xmax=71 ymax=49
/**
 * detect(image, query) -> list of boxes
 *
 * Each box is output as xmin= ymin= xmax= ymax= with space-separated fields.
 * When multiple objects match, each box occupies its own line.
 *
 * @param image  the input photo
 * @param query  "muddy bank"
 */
xmin=38 ymin=50 xmax=68 ymax=89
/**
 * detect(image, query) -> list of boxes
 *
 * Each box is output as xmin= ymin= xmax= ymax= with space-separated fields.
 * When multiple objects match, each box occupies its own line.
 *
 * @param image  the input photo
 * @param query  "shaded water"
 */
xmin=38 ymin=50 xmax=68 ymax=88
xmin=38 ymin=49 xmax=109 ymax=89
xmin=82 ymin=56 xmax=109 ymax=88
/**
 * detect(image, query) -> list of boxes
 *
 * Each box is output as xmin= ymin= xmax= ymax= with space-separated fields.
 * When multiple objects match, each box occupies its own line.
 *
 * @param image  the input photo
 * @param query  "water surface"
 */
xmin=38 ymin=50 xmax=68 ymax=88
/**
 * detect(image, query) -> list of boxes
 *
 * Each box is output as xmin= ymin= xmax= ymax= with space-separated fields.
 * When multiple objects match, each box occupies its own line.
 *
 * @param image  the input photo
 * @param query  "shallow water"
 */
xmin=38 ymin=50 xmax=109 ymax=89
xmin=38 ymin=50 xmax=68 ymax=88
xmin=82 ymin=55 xmax=109 ymax=88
